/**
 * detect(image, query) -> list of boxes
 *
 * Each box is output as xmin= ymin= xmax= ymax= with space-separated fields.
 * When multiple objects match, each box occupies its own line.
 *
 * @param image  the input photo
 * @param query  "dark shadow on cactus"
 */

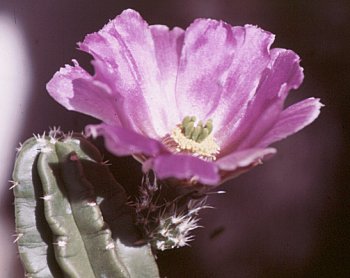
xmin=77 ymin=158 xmax=144 ymax=246
xmin=48 ymin=161 xmax=145 ymax=249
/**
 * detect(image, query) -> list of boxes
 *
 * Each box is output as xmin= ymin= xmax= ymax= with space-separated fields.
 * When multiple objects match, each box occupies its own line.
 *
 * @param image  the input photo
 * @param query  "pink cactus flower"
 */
xmin=47 ymin=9 xmax=322 ymax=186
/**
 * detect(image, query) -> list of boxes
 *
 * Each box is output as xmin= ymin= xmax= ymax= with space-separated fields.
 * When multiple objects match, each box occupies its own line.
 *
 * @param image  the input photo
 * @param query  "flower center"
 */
xmin=163 ymin=116 xmax=220 ymax=160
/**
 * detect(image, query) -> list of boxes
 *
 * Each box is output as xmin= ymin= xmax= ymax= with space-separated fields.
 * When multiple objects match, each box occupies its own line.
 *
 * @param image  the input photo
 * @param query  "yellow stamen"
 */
xmin=167 ymin=126 xmax=220 ymax=160
xmin=162 ymin=116 xmax=220 ymax=160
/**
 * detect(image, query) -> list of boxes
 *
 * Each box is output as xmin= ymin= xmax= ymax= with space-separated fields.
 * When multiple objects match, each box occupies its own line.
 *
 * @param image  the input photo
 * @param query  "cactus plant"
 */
xmin=12 ymin=131 xmax=159 ymax=278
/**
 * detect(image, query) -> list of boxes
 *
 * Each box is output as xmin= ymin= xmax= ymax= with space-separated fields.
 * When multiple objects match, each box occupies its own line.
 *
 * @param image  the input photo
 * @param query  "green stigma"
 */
xmin=181 ymin=116 xmax=213 ymax=143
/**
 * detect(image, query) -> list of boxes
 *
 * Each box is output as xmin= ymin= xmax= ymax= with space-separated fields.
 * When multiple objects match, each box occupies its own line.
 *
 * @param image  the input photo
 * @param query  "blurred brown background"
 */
xmin=0 ymin=0 xmax=349 ymax=277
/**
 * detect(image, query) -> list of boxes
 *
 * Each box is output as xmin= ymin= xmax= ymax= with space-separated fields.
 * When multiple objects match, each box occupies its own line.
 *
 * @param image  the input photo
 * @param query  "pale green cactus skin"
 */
xmin=12 ymin=133 xmax=159 ymax=278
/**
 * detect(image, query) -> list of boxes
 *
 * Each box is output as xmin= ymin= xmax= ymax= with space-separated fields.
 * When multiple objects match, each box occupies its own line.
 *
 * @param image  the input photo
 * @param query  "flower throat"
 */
xmin=163 ymin=116 xmax=220 ymax=160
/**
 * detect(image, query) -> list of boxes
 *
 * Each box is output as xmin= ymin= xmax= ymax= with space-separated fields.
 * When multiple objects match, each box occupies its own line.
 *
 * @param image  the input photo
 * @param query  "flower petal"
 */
xmin=78 ymin=9 xmax=180 ymax=138
xmin=215 ymin=147 xmax=276 ymax=183
xmin=211 ymin=25 xmax=277 ymax=130
xmin=150 ymin=25 xmax=184 ymax=120
xmin=176 ymin=22 xmax=275 ymax=127
xmin=144 ymin=154 xmax=220 ymax=186
xmin=85 ymin=123 xmax=166 ymax=157
xmin=175 ymin=19 xmax=235 ymax=121
xmin=217 ymin=49 xmax=304 ymax=154
xmin=215 ymin=147 xmax=276 ymax=171
xmin=257 ymin=98 xmax=323 ymax=147
xmin=46 ymin=60 xmax=119 ymax=125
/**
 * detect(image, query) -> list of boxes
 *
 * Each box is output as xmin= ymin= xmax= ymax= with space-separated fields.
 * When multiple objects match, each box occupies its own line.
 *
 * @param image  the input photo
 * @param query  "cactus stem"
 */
xmin=13 ymin=137 xmax=64 ymax=276
xmin=40 ymin=146 xmax=53 ymax=153
xmin=13 ymin=132 xmax=160 ymax=277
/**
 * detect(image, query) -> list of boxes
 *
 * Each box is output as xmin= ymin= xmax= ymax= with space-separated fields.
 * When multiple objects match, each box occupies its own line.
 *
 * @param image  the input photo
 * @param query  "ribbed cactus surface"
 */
xmin=12 ymin=132 xmax=159 ymax=278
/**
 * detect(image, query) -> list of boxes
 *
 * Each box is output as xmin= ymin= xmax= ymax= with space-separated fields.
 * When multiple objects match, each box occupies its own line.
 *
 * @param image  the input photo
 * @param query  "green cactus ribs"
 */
xmin=12 ymin=129 xmax=159 ymax=278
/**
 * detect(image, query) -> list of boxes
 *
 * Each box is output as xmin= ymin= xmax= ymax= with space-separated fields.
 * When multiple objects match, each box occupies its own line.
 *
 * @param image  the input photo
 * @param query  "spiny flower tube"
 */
xmin=47 ymin=9 xmax=322 ymax=186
